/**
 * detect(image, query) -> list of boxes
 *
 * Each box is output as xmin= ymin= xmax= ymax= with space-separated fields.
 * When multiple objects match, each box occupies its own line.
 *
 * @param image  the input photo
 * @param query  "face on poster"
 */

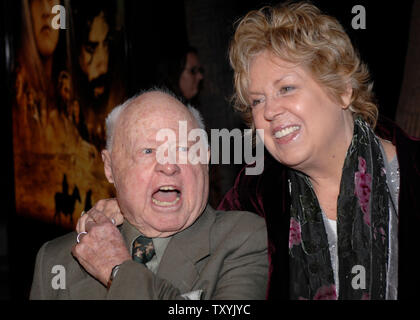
xmin=12 ymin=0 xmax=126 ymax=229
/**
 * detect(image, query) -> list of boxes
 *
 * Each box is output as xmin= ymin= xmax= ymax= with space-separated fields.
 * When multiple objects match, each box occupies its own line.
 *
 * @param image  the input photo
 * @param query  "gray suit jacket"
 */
xmin=30 ymin=206 xmax=268 ymax=299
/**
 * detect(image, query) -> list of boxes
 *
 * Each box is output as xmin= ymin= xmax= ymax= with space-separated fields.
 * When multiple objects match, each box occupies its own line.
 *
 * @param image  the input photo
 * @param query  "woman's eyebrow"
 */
xmin=248 ymin=74 xmax=297 ymax=94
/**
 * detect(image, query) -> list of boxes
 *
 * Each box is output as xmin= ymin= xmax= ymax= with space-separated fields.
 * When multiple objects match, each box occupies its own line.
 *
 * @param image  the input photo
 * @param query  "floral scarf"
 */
xmin=288 ymin=118 xmax=390 ymax=300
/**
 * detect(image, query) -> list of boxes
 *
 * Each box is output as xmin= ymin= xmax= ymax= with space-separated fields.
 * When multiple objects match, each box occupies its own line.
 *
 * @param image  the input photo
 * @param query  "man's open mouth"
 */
xmin=152 ymin=186 xmax=181 ymax=207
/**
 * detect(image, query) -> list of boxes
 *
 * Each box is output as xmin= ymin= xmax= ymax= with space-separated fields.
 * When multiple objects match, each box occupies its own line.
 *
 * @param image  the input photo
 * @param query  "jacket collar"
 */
xmin=68 ymin=205 xmax=214 ymax=298
xmin=120 ymin=204 xmax=214 ymax=293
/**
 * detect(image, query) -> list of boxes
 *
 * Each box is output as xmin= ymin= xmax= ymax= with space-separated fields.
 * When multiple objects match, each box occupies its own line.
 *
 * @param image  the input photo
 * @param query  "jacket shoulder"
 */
xmin=30 ymin=231 xmax=82 ymax=299
xmin=34 ymin=231 xmax=80 ymax=279
xmin=209 ymin=208 xmax=267 ymax=248
xmin=40 ymin=231 xmax=78 ymax=261
xmin=214 ymin=209 xmax=265 ymax=228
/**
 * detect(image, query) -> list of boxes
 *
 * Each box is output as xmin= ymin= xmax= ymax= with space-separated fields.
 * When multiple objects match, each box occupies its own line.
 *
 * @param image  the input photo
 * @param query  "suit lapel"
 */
xmin=156 ymin=205 xmax=214 ymax=293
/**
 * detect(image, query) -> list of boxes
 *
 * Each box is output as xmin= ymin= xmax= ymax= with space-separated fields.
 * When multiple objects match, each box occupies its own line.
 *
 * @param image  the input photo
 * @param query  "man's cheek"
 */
xmin=125 ymin=173 xmax=148 ymax=195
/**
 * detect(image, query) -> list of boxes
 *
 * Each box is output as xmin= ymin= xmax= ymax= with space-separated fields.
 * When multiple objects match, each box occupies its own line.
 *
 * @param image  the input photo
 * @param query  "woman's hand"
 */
xmin=72 ymin=203 xmax=130 ymax=287
xmin=76 ymin=198 xmax=124 ymax=233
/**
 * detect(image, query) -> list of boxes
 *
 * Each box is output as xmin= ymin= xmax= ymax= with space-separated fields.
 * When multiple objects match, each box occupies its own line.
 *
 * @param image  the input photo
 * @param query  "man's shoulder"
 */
xmin=37 ymin=231 xmax=77 ymax=263
xmin=208 ymin=207 xmax=267 ymax=245
xmin=213 ymin=208 xmax=265 ymax=228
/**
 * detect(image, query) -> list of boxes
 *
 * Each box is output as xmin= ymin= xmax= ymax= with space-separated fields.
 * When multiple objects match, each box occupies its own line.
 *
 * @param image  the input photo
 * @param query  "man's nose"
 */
xmin=155 ymin=162 xmax=181 ymax=176
xmin=264 ymin=96 xmax=285 ymax=121
xmin=94 ymin=44 xmax=109 ymax=77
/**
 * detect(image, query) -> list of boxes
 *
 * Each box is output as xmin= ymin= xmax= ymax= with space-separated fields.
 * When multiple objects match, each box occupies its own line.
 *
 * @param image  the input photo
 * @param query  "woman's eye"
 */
xmin=142 ymin=148 xmax=153 ymax=155
xmin=178 ymin=146 xmax=189 ymax=153
xmin=279 ymin=86 xmax=295 ymax=94
xmin=251 ymin=99 xmax=262 ymax=107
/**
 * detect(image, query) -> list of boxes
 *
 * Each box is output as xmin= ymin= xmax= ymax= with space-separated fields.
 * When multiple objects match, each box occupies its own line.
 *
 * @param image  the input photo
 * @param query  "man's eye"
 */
xmin=142 ymin=148 xmax=153 ymax=155
xmin=85 ymin=46 xmax=94 ymax=54
xmin=178 ymin=146 xmax=189 ymax=153
xmin=84 ymin=42 xmax=97 ymax=54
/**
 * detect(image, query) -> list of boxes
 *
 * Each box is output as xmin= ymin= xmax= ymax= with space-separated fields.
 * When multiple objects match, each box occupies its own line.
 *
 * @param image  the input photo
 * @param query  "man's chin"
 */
xmin=93 ymin=86 xmax=105 ymax=98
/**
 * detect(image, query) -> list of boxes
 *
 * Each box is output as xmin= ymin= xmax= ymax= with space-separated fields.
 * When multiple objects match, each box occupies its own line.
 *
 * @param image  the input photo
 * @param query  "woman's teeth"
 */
xmin=274 ymin=126 xmax=300 ymax=138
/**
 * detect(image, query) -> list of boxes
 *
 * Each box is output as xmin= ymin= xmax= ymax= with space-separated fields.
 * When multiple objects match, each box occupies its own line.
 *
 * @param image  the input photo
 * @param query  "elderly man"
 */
xmin=30 ymin=89 xmax=268 ymax=299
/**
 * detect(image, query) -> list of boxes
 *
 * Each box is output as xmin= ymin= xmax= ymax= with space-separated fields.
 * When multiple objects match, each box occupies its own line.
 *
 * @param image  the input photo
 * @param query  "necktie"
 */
xmin=132 ymin=235 xmax=155 ymax=264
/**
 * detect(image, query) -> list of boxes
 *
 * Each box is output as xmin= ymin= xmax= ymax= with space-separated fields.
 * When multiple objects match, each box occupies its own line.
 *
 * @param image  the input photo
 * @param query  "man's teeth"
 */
xmin=153 ymin=186 xmax=180 ymax=207
xmin=159 ymin=186 xmax=176 ymax=191
xmin=152 ymin=195 xmax=180 ymax=206
xmin=274 ymin=126 xmax=300 ymax=138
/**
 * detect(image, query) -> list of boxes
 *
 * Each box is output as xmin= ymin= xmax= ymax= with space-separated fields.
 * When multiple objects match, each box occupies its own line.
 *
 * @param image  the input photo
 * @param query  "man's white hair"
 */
xmin=105 ymin=88 xmax=206 ymax=152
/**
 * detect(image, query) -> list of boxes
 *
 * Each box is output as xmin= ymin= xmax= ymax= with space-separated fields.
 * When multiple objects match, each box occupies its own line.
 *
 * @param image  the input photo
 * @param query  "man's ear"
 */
xmin=102 ymin=150 xmax=114 ymax=184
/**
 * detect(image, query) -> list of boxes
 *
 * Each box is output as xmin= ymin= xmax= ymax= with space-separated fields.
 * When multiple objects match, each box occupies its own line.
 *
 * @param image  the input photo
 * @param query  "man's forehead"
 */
xmin=125 ymin=94 xmax=187 ymax=119
xmin=116 ymin=93 xmax=198 ymax=136
xmin=89 ymin=12 xmax=109 ymax=41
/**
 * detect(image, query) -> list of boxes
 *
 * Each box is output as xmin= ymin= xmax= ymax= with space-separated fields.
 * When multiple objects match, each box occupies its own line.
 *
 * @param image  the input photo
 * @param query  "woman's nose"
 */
xmin=264 ymin=96 xmax=285 ymax=121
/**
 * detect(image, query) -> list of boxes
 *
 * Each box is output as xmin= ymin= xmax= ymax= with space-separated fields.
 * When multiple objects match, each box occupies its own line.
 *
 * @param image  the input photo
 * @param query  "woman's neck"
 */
xmin=306 ymin=156 xmax=346 ymax=220
xmin=299 ymin=113 xmax=355 ymax=220
xmin=306 ymin=118 xmax=353 ymax=187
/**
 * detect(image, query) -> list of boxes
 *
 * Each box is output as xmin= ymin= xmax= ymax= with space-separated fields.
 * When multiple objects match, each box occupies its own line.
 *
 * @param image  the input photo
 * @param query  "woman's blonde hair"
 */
xmin=229 ymin=1 xmax=378 ymax=128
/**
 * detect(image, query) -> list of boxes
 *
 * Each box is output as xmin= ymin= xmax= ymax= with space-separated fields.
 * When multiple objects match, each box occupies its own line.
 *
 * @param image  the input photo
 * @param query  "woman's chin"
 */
xmin=271 ymin=149 xmax=309 ymax=171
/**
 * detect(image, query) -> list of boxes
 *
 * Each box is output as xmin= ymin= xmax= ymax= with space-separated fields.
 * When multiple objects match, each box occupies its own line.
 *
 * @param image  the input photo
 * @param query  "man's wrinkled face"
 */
xmin=30 ymin=0 xmax=60 ymax=57
xmin=79 ymin=11 xmax=109 ymax=98
xmin=103 ymin=92 xmax=209 ymax=237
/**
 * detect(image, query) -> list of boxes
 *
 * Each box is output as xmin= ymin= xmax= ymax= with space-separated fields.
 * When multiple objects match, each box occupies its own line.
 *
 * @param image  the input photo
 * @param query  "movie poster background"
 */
xmin=12 ymin=0 xmax=127 ymax=229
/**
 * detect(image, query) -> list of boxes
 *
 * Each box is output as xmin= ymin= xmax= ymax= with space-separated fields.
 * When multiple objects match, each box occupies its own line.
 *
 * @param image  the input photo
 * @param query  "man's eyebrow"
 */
xmin=140 ymin=137 xmax=159 ymax=144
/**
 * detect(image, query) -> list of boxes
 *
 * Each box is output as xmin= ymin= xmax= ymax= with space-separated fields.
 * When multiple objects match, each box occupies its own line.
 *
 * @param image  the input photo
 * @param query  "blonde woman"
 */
xmin=219 ymin=2 xmax=420 ymax=300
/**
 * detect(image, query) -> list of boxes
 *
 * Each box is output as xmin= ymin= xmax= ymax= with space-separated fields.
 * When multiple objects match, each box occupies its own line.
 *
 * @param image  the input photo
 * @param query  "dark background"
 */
xmin=0 ymin=0 xmax=415 ymax=299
